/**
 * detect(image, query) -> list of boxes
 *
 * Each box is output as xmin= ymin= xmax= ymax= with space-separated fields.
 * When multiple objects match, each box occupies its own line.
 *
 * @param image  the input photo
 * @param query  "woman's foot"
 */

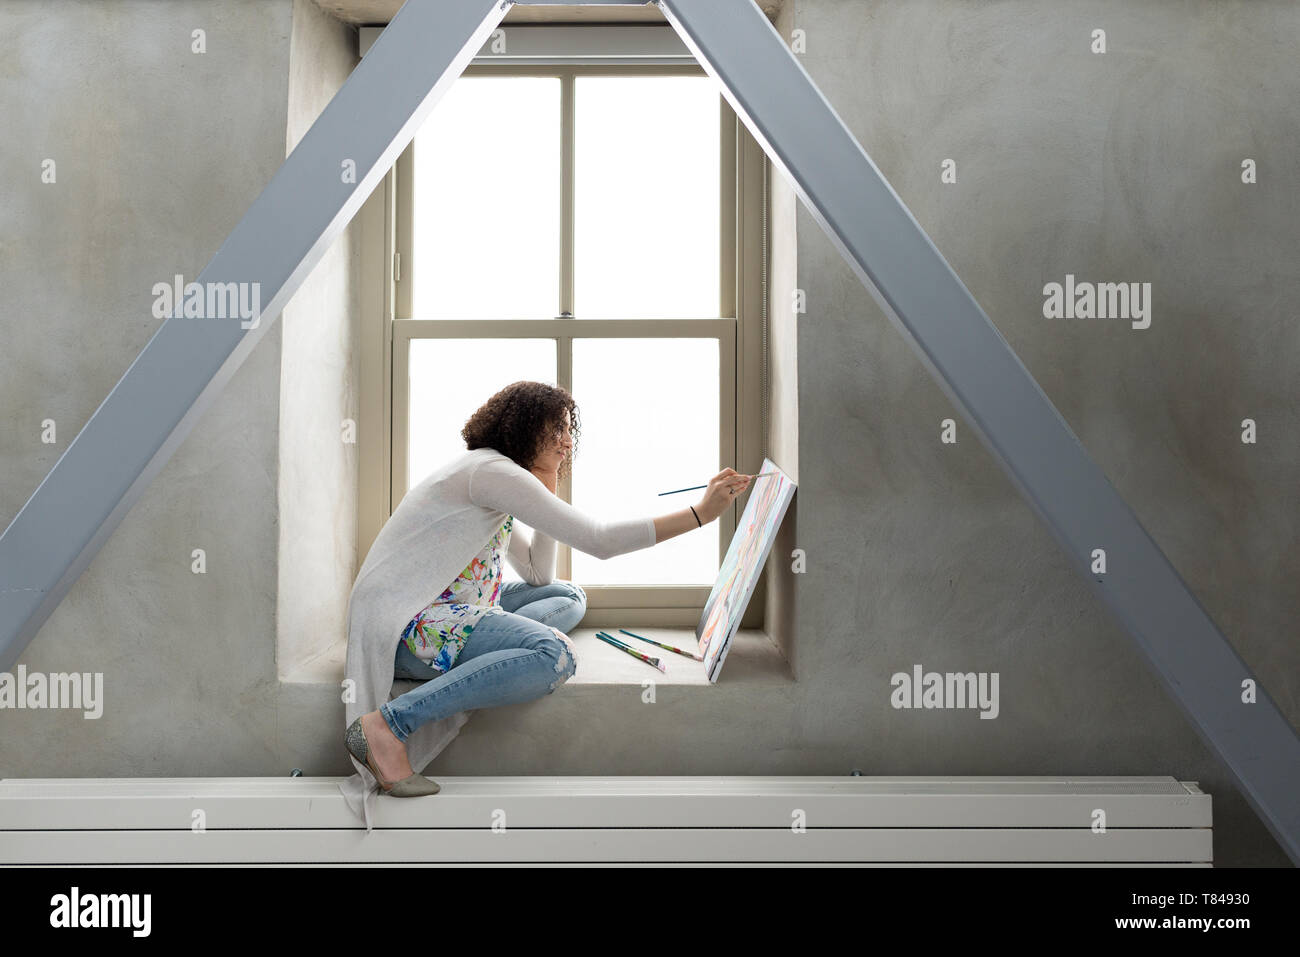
xmin=360 ymin=709 xmax=414 ymax=785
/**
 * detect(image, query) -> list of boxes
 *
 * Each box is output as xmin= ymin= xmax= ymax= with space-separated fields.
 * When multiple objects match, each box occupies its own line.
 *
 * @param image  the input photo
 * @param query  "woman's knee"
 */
xmin=561 ymin=580 xmax=586 ymax=613
xmin=537 ymin=581 xmax=587 ymax=634
xmin=562 ymin=580 xmax=588 ymax=627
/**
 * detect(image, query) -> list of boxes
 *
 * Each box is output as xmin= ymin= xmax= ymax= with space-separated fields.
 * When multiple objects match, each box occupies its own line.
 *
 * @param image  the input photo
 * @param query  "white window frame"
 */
xmin=357 ymin=29 xmax=769 ymax=628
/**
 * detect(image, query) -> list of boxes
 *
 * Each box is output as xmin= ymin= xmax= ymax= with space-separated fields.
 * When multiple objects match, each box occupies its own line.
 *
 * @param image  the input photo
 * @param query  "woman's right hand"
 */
xmin=695 ymin=468 xmax=752 ymax=523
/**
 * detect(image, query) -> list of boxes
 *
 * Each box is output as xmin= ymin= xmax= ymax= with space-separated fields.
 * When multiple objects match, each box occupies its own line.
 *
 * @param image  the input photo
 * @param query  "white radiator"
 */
xmin=0 ymin=775 xmax=1211 ymax=865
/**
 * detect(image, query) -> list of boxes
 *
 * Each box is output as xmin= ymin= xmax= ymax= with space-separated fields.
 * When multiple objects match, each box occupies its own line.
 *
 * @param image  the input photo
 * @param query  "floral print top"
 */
xmin=399 ymin=516 xmax=514 ymax=673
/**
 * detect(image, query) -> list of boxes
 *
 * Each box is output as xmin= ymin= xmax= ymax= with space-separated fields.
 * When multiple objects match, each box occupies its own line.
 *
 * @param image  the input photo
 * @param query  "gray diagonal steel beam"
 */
xmin=657 ymin=0 xmax=1300 ymax=863
xmin=0 ymin=0 xmax=507 ymax=666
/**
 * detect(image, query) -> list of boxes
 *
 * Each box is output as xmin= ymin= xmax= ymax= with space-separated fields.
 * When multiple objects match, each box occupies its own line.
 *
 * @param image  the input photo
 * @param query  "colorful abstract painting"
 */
xmin=696 ymin=457 xmax=796 ymax=682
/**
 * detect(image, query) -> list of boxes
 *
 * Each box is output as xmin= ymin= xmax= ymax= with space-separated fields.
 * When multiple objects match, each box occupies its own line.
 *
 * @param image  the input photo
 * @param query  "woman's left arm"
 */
xmin=469 ymin=457 xmax=656 ymax=561
xmin=506 ymin=521 xmax=557 ymax=586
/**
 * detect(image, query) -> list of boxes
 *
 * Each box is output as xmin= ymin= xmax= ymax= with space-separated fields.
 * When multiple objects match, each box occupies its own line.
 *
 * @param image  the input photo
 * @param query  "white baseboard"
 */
xmin=0 ymin=775 xmax=1211 ymax=865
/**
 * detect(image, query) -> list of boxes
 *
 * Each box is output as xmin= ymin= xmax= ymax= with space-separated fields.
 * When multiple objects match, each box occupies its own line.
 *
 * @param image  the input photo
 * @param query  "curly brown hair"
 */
xmin=461 ymin=381 xmax=580 ymax=480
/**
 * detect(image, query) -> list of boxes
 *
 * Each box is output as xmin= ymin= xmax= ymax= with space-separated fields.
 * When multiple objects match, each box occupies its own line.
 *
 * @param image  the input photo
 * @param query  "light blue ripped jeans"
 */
xmin=380 ymin=580 xmax=585 ymax=743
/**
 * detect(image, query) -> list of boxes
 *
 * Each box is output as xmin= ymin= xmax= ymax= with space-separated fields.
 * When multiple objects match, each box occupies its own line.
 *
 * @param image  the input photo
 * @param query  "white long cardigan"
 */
xmin=339 ymin=446 xmax=657 ymax=830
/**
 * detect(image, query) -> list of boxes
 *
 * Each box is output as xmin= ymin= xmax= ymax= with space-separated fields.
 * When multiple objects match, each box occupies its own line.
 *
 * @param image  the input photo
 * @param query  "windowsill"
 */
xmin=282 ymin=627 xmax=791 ymax=687
xmin=559 ymin=627 xmax=790 ymax=685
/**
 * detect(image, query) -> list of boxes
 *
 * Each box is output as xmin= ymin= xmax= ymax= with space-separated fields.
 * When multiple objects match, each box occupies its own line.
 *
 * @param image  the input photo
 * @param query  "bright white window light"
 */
xmin=412 ymin=78 xmax=561 ymax=320
xmin=575 ymin=75 xmax=720 ymax=319
xmin=571 ymin=337 xmax=719 ymax=585
xmin=407 ymin=338 xmax=558 ymax=491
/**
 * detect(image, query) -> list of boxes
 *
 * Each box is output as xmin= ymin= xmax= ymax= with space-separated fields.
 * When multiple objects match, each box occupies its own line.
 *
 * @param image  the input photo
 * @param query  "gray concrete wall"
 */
xmin=788 ymin=0 xmax=1299 ymax=865
xmin=277 ymin=0 xmax=361 ymax=679
xmin=0 ymin=0 xmax=296 ymax=774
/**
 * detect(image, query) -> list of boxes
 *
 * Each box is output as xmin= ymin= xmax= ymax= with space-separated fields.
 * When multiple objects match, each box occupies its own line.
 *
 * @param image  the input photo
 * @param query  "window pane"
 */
xmin=571 ymin=338 xmax=719 ymax=584
xmin=407 ymin=338 xmax=558 ymax=488
xmin=407 ymin=338 xmax=557 ymax=581
xmin=574 ymin=76 xmax=720 ymax=319
xmin=412 ymin=78 xmax=560 ymax=320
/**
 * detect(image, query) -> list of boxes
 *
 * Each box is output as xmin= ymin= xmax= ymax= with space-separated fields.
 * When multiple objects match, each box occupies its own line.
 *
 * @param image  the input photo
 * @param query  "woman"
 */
xmin=340 ymin=380 xmax=751 ymax=824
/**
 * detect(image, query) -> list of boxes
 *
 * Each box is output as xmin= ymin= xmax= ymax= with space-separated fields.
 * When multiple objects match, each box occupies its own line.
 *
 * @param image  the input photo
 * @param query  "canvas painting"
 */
xmin=695 ymin=457 xmax=796 ymax=682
